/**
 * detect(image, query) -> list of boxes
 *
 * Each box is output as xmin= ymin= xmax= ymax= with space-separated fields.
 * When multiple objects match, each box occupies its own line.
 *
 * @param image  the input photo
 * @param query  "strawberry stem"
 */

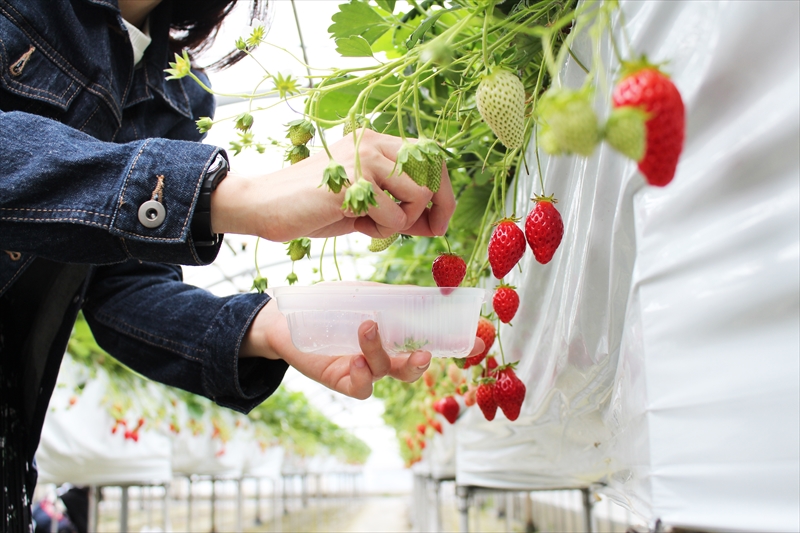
xmin=496 ymin=317 xmax=506 ymax=366
xmin=482 ymin=2 xmax=494 ymax=67
xmin=318 ymin=238 xmax=327 ymax=282
xmin=254 ymin=238 xmax=263 ymax=280
xmin=333 ymin=236 xmax=342 ymax=281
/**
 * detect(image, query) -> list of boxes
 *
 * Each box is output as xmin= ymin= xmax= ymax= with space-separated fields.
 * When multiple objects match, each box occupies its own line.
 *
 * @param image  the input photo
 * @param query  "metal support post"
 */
xmin=456 ymin=485 xmax=471 ymax=533
xmin=433 ymin=479 xmax=443 ymax=533
xmin=187 ymin=477 xmax=193 ymax=533
xmin=581 ymin=488 xmax=594 ymax=533
xmin=87 ymin=486 xmax=99 ymax=533
xmin=120 ymin=486 xmax=129 ymax=533
xmin=210 ymin=477 xmax=217 ymax=533
xmin=162 ymin=483 xmax=170 ymax=532
xmin=254 ymin=477 xmax=262 ymax=525
xmin=236 ymin=478 xmax=244 ymax=533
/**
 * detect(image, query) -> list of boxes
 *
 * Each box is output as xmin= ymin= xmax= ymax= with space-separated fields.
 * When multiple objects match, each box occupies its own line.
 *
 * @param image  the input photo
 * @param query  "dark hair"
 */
xmin=169 ymin=0 xmax=269 ymax=70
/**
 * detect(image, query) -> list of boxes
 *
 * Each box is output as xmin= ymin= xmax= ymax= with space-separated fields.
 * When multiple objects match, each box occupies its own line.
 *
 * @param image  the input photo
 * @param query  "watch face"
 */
xmin=209 ymin=153 xmax=226 ymax=173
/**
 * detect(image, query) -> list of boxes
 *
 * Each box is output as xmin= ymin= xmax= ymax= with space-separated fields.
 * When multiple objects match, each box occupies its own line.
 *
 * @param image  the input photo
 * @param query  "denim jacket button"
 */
xmin=138 ymin=200 xmax=166 ymax=228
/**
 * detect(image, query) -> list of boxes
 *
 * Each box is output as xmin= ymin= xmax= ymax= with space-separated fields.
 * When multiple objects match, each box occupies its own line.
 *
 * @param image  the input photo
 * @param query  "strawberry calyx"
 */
xmin=618 ymin=55 xmax=669 ymax=80
xmin=492 ymin=215 xmax=521 ymax=226
xmin=496 ymin=281 xmax=516 ymax=291
xmin=532 ymin=193 xmax=557 ymax=204
xmin=495 ymin=361 xmax=519 ymax=373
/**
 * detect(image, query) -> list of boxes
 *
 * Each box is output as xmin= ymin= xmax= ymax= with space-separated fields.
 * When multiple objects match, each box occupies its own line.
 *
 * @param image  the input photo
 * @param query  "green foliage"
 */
xmin=66 ymin=313 xmax=370 ymax=464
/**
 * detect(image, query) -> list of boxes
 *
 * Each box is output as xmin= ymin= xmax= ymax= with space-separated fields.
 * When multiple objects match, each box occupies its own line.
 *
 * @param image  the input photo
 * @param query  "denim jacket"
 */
xmin=0 ymin=1 xmax=288 ymax=526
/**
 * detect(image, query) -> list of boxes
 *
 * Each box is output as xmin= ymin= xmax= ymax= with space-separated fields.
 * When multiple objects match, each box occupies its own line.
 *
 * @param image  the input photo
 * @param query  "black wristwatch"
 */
xmin=192 ymin=151 xmax=229 ymax=247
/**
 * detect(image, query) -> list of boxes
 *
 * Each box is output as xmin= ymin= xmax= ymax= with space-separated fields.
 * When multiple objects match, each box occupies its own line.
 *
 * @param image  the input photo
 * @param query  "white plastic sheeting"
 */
xmin=456 ymin=1 xmax=800 ymax=531
xmin=36 ymin=357 xmax=172 ymax=486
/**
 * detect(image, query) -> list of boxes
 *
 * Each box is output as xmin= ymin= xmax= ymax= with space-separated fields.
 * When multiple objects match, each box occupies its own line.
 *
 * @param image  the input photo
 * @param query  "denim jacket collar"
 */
xmin=79 ymin=0 xmax=193 ymax=119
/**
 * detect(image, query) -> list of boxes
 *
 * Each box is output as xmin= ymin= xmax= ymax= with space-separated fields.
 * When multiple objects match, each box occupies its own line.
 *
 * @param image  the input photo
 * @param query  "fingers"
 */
xmin=468 ymin=337 xmax=485 ymax=357
xmin=389 ymin=350 xmax=432 ymax=383
xmin=351 ymin=131 xmax=453 ymax=238
xmin=347 ymin=355 xmax=374 ymax=400
xmin=357 ymin=320 xmax=432 ymax=384
xmin=428 ymin=162 xmax=456 ymax=236
xmin=357 ymin=320 xmax=392 ymax=380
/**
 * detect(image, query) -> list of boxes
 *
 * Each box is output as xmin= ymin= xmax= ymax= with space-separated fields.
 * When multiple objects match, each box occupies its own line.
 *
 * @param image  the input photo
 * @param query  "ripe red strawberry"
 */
xmin=430 ymin=418 xmax=443 ymax=434
xmin=493 ymin=285 xmax=519 ymax=324
xmin=525 ymin=196 xmax=564 ymax=264
xmin=484 ymin=355 xmax=498 ymax=375
xmin=433 ymin=398 xmax=445 ymax=414
xmin=441 ymin=395 xmax=460 ymax=424
xmin=612 ymin=61 xmax=685 ymax=186
xmin=493 ymin=366 xmax=526 ymax=421
xmin=417 ymin=423 xmax=427 ymax=435
xmin=465 ymin=317 xmax=495 ymax=368
xmin=432 ymin=253 xmax=466 ymax=288
xmin=476 ymin=380 xmax=497 ymax=421
xmin=488 ymin=218 xmax=526 ymax=279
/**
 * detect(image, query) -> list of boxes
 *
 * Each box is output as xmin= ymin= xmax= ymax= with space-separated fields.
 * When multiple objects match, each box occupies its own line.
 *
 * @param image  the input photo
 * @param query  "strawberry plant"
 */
xmin=167 ymin=0 xmax=686 ymax=454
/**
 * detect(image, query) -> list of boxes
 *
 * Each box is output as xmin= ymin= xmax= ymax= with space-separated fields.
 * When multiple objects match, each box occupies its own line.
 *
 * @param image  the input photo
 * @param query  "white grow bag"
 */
xmin=456 ymin=2 xmax=799 ymax=532
xmin=36 ymin=356 xmax=172 ymax=486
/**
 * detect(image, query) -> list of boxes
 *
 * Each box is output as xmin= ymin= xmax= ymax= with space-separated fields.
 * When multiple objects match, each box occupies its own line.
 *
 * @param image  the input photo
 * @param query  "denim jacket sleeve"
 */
xmin=0 ymin=109 xmax=223 ymax=266
xmin=83 ymin=259 xmax=290 ymax=413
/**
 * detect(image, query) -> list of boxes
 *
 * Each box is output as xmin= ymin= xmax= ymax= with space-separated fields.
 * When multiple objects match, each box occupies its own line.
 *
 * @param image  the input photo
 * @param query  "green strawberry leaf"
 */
xmin=406 ymin=8 xmax=457 ymax=49
xmin=316 ymin=75 xmax=400 ymax=122
xmin=328 ymin=1 xmax=389 ymax=44
xmin=451 ymin=184 xmax=493 ymax=237
xmin=375 ymin=0 xmax=396 ymax=13
xmin=335 ymin=36 xmax=375 ymax=58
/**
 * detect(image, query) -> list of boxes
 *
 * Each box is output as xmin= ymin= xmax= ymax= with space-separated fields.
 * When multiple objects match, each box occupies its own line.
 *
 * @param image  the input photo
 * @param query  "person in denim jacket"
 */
xmin=0 ymin=1 xmax=483 ymax=530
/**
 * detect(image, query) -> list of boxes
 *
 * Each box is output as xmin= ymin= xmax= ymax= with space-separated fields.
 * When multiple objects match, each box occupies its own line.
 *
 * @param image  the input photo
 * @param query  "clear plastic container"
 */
xmin=271 ymin=283 xmax=490 ymax=357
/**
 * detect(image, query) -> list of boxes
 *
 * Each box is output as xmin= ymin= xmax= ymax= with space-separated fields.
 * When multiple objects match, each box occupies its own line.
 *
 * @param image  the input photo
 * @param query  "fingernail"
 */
xmin=354 ymin=356 xmax=367 ymax=368
xmin=417 ymin=363 xmax=430 ymax=371
xmin=364 ymin=323 xmax=377 ymax=341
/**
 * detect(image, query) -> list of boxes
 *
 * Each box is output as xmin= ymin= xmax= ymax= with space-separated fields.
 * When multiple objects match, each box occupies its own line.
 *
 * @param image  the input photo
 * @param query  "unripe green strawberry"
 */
xmin=368 ymin=233 xmax=399 ymax=252
xmin=286 ymin=144 xmax=310 ymax=164
xmin=604 ymin=106 xmax=648 ymax=161
xmin=397 ymin=139 xmax=445 ymax=193
xmin=286 ymin=238 xmax=311 ymax=261
xmin=537 ymin=86 xmax=600 ymax=157
xmin=476 ymin=68 xmax=526 ymax=150
xmin=343 ymin=115 xmax=371 ymax=135
xmin=286 ymin=119 xmax=315 ymax=146
xmin=403 ymin=153 xmax=444 ymax=193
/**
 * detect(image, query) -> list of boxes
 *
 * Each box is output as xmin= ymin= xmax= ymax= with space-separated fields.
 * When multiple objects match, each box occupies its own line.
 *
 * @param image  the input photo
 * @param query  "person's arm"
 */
xmin=0 ymin=110 xmax=222 ymax=265
xmin=210 ymin=129 xmax=457 ymax=242
xmin=83 ymin=259 xmax=288 ymax=413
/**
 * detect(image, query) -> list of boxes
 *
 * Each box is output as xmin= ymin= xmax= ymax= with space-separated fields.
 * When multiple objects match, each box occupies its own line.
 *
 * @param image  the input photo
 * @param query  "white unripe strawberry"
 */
xmin=536 ymin=86 xmax=601 ymax=157
xmin=476 ymin=69 xmax=526 ymax=150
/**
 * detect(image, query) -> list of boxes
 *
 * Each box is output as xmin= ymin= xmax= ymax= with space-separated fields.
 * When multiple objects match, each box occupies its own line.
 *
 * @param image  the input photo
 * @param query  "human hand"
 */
xmin=241 ymin=300 xmax=486 ymax=400
xmin=210 ymin=130 xmax=456 ymax=242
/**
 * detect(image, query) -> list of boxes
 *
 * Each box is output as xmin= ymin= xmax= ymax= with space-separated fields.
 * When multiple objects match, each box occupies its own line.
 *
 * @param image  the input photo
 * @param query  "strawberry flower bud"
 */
xmin=320 ymin=161 xmax=350 ymax=194
xmin=164 ymin=50 xmax=191 ymax=80
xmin=235 ymin=112 xmax=254 ymax=132
xmin=195 ymin=117 xmax=213 ymax=134
xmin=342 ymin=179 xmax=378 ymax=216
